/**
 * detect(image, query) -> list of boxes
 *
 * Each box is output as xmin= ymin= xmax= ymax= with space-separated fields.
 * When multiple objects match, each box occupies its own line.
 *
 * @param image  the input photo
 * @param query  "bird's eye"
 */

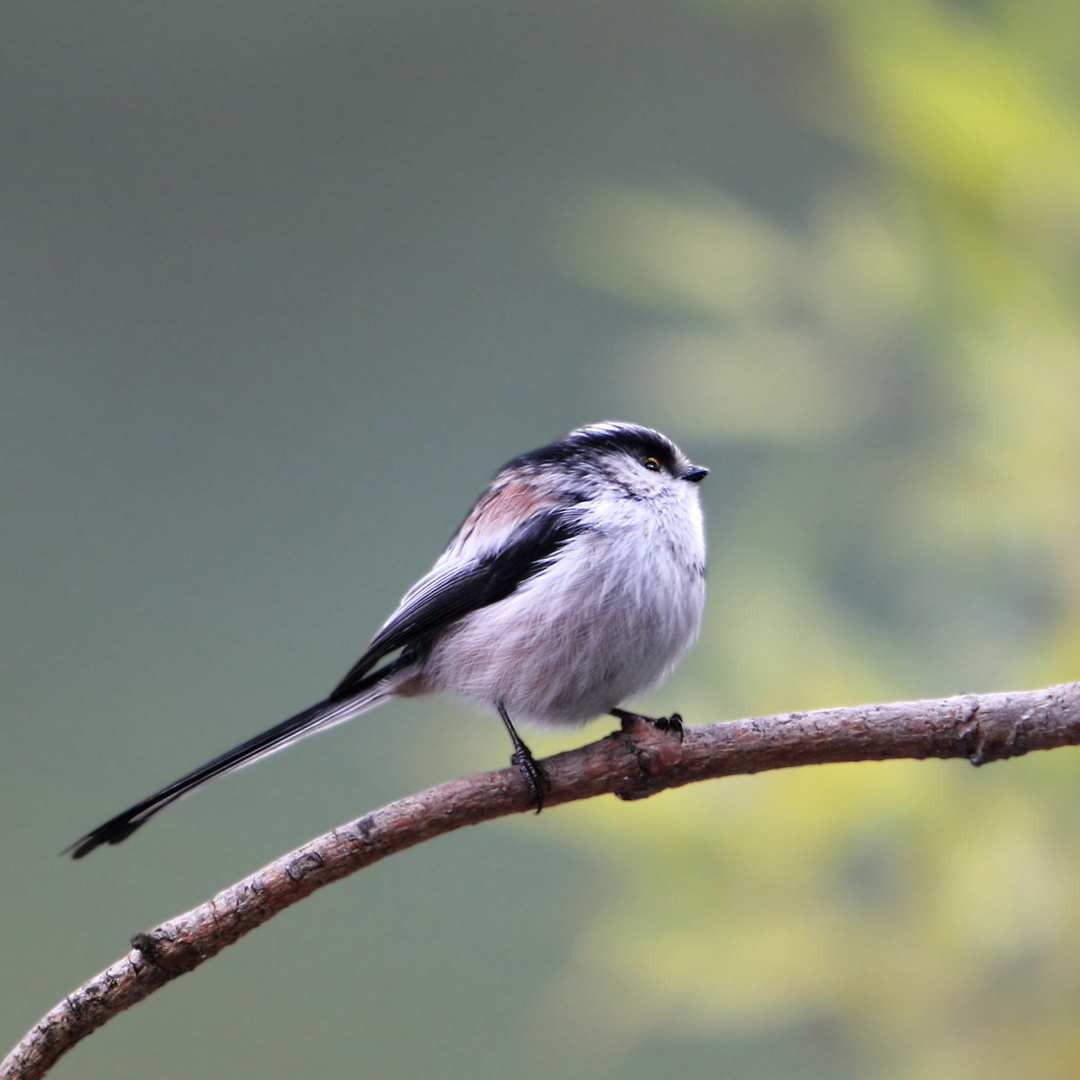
xmin=643 ymin=457 xmax=660 ymax=472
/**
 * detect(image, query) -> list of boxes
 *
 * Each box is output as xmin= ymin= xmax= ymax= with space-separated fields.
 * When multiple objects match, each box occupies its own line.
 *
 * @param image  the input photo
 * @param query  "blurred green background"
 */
xmin=5 ymin=1 xmax=1080 ymax=1077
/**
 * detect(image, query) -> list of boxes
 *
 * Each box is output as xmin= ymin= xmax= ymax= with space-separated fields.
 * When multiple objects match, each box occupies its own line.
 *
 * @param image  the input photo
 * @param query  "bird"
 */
xmin=68 ymin=421 xmax=707 ymax=858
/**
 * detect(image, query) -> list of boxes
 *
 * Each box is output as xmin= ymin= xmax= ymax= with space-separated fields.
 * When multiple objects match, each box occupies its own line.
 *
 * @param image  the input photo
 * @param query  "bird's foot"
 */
xmin=610 ymin=707 xmax=684 ymax=742
xmin=511 ymin=745 xmax=552 ymax=813
xmin=610 ymin=707 xmax=686 ymax=802
xmin=498 ymin=701 xmax=552 ymax=812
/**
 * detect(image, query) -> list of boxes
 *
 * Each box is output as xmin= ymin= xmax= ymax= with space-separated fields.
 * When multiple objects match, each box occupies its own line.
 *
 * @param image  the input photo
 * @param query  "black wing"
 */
xmin=328 ymin=508 xmax=584 ymax=702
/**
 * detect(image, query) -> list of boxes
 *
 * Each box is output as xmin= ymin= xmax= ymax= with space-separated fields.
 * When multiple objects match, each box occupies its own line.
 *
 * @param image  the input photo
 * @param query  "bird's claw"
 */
xmin=511 ymin=747 xmax=552 ymax=813
xmin=611 ymin=707 xmax=685 ymax=742
xmin=652 ymin=712 xmax=684 ymax=739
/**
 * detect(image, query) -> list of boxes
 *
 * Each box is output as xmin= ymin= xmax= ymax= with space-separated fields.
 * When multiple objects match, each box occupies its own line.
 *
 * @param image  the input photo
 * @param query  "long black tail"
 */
xmin=67 ymin=676 xmax=395 ymax=859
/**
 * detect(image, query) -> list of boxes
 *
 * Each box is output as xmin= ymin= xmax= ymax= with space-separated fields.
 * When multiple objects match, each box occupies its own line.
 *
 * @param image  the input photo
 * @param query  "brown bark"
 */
xmin=5 ymin=680 xmax=1080 ymax=1080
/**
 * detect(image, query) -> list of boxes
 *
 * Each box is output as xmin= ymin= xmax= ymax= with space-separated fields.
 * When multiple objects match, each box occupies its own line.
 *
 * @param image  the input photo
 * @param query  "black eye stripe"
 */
xmin=507 ymin=424 xmax=680 ymax=476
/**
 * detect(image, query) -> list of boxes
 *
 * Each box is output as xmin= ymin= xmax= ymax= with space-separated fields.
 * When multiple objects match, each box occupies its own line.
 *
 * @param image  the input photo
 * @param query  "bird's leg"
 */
xmin=497 ymin=702 xmax=551 ymax=812
xmin=610 ymin=707 xmax=684 ymax=741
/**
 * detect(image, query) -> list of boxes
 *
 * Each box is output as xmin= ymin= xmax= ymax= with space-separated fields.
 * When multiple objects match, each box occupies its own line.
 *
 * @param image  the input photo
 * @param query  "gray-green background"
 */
xmin=6 ymin=3 xmax=1080 ymax=1078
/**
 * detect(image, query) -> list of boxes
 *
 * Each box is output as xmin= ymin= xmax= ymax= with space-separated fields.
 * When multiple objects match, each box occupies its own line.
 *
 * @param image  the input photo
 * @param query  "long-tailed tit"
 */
xmin=69 ymin=422 xmax=707 ymax=858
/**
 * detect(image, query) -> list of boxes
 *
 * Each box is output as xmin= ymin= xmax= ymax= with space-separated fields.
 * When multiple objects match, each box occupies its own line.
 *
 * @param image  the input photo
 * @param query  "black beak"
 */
xmin=684 ymin=466 xmax=708 ymax=483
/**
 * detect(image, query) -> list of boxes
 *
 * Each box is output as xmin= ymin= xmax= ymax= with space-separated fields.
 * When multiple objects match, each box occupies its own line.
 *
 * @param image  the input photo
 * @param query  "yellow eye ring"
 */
xmin=644 ymin=457 xmax=660 ymax=472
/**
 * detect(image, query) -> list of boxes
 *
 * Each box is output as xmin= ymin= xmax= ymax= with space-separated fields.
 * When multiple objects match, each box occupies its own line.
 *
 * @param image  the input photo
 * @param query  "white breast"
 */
xmin=422 ymin=488 xmax=706 ymax=725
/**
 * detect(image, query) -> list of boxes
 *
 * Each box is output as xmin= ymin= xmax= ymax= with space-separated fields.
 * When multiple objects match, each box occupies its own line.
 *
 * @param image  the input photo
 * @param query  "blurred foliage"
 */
xmin=548 ymin=0 xmax=1080 ymax=1076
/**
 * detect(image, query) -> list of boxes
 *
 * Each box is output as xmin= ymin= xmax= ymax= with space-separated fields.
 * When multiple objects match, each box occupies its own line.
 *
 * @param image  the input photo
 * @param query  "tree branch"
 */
xmin=6 ymin=680 xmax=1080 ymax=1080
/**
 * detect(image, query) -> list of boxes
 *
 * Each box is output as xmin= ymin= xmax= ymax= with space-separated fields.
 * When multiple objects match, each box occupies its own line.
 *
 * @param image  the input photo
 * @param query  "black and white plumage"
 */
xmin=68 ymin=422 xmax=707 ymax=858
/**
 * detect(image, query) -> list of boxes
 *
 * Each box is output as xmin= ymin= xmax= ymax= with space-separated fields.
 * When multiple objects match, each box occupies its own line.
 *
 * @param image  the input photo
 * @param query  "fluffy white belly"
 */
xmin=422 ymin=527 xmax=705 ymax=724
